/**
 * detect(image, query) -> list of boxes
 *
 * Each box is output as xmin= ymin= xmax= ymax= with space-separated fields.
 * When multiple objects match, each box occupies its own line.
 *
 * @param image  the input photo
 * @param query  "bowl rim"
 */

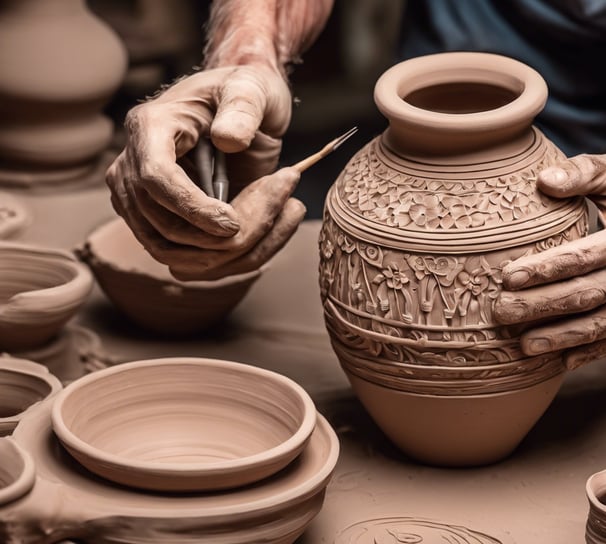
xmin=83 ymin=217 xmax=267 ymax=287
xmin=51 ymin=357 xmax=317 ymax=481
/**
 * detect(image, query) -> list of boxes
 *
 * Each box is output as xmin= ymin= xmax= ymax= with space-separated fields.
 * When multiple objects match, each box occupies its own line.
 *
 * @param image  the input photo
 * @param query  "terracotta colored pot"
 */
xmin=52 ymin=357 xmax=317 ymax=492
xmin=0 ymin=356 xmax=62 ymax=436
xmin=1 ymin=400 xmax=339 ymax=543
xmin=0 ymin=0 xmax=127 ymax=186
xmin=319 ymin=52 xmax=588 ymax=466
xmin=586 ymin=470 xmax=606 ymax=544
xmin=0 ymin=242 xmax=93 ymax=351
xmin=80 ymin=217 xmax=265 ymax=335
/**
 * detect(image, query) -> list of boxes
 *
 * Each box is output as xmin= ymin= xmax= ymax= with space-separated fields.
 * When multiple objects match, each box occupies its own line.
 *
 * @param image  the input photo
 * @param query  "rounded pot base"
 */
xmin=345 ymin=370 xmax=564 ymax=466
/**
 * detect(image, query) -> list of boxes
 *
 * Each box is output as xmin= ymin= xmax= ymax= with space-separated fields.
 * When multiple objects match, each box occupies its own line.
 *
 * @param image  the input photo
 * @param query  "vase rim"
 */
xmin=374 ymin=52 xmax=548 ymax=155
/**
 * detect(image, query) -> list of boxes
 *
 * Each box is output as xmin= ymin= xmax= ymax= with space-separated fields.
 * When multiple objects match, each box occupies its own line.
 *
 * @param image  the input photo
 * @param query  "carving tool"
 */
xmin=194 ymin=126 xmax=358 ymax=202
xmin=292 ymin=126 xmax=358 ymax=173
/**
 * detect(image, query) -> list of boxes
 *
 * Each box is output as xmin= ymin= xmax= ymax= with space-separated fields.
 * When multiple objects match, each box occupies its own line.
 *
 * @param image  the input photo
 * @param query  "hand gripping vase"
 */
xmin=319 ymin=52 xmax=588 ymax=466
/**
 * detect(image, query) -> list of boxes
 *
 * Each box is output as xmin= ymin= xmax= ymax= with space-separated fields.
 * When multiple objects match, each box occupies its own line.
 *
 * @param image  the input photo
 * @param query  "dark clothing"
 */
xmin=398 ymin=0 xmax=606 ymax=156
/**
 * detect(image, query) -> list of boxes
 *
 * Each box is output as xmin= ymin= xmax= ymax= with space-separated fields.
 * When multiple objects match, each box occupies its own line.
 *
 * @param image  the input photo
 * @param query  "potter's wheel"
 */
xmin=5 ymin=401 xmax=339 ymax=543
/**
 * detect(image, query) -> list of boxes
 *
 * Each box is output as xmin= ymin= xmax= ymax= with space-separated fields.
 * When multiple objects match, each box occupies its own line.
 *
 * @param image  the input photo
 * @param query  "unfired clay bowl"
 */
xmin=0 ymin=438 xmax=35 ymax=506
xmin=0 ymin=242 xmax=93 ymax=351
xmin=52 ymin=357 xmax=317 ymax=491
xmin=80 ymin=217 xmax=265 ymax=335
xmin=0 ymin=356 xmax=62 ymax=436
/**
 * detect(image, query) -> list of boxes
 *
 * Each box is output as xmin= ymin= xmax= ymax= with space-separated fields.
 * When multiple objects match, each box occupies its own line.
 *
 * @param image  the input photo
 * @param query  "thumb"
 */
xmin=210 ymin=68 xmax=270 ymax=153
xmin=538 ymin=153 xmax=606 ymax=198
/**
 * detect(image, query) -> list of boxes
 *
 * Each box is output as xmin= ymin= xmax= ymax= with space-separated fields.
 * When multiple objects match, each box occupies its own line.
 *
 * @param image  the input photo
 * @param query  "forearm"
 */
xmin=204 ymin=0 xmax=334 ymax=74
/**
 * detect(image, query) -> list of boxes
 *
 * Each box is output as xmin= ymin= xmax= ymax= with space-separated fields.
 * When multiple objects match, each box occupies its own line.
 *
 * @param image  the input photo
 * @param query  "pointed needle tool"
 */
xmin=292 ymin=126 xmax=358 ymax=173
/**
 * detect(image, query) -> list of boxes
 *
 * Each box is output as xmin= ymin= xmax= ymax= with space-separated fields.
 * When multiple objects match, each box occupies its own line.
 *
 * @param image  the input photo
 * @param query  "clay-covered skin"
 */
xmin=81 ymin=217 xmax=267 ymax=334
xmin=106 ymin=0 xmax=333 ymax=281
xmin=495 ymin=154 xmax=606 ymax=369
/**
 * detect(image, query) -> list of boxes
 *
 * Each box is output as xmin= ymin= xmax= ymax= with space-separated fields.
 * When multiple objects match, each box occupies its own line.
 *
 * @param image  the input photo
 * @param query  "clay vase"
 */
xmin=587 ymin=470 xmax=606 ymax=544
xmin=0 ymin=0 xmax=127 ymax=186
xmin=319 ymin=52 xmax=588 ymax=466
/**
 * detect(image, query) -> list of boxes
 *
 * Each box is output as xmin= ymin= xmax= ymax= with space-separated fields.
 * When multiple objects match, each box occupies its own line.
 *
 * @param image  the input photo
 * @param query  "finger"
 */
xmin=563 ymin=339 xmax=606 ymax=370
xmin=495 ymin=267 xmax=606 ymax=324
xmin=170 ymin=197 xmax=306 ymax=281
xmin=538 ymin=154 xmax=606 ymax=198
xmin=225 ymin=131 xmax=282 ymax=193
xmin=125 ymin=105 xmax=239 ymax=237
xmin=501 ymin=229 xmax=606 ymax=290
xmin=520 ymin=306 xmax=606 ymax=356
xmin=210 ymin=68 xmax=269 ymax=153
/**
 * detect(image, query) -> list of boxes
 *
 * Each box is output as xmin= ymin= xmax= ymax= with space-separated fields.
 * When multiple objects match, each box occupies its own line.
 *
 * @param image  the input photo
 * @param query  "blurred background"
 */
xmin=88 ymin=0 xmax=405 ymax=218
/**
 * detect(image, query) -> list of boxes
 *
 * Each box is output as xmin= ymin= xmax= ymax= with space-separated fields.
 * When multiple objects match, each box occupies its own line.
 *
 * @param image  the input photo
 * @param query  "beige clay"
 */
xmin=0 ymin=242 xmax=93 ymax=351
xmin=319 ymin=52 xmax=589 ymax=466
xmin=51 ymin=357 xmax=317 ymax=492
xmin=80 ymin=217 xmax=266 ymax=335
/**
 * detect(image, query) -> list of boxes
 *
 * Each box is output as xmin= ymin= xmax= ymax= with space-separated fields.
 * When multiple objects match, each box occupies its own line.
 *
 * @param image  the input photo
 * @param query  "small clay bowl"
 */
xmin=0 ymin=242 xmax=93 ymax=351
xmin=0 ymin=438 xmax=35 ymax=506
xmin=0 ymin=356 xmax=62 ymax=436
xmin=80 ymin=217 xmax=265 ymax=335
xmin=51 ymin=357 xmax=317 ymax=492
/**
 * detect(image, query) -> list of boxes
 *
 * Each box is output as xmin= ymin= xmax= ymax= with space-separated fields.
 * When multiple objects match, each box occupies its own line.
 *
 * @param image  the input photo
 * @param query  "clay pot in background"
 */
xmin=0 ymin=0 xmax=127 ymax=186
xmin=0 ymin=438 xmax=35 ymax=506
xmin=319 ymin=52 xmax=588 ymax=466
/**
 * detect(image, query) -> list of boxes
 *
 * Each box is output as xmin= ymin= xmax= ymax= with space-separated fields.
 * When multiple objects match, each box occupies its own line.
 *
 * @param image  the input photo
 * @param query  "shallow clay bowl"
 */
xmin=80 ymin=217 xmax=265 ymax=335
xmin=0 ymin=242 xmax=93 ymax=351
xmin=51 ymin=357 xmax=317 ymax=492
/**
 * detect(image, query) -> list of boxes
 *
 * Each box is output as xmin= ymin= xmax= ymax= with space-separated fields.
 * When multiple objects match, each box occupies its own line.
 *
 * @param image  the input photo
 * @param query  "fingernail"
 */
xmin=524 ymin=337 xmax=552 ymax=355
xmin=540 ymin=167 xmax=568 ymax=185
xmin=506 ymin=269 xmax=530 ymax=289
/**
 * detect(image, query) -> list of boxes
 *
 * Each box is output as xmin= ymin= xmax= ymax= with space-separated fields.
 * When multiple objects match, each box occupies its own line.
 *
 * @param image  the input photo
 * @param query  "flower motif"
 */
xmin=409 ymin=194 xmax=442 ymax=228
xmin=374 ymin=263 xmax=410 ymax=290
xmin=320 ymin=237 xmax=334 ymax=260
xmin=337 ymin=232 xmax=356 ymax=253
xmin=457 ymin=258 xmax=491 ymax=296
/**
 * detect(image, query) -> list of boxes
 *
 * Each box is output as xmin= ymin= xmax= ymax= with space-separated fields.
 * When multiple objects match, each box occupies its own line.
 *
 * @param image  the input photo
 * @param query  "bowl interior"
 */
xmin=0 ymin=249 xmax=77 ymax=303
xmin=0 ymin=368 xmax=52 ymax=418
xmin=55 ymin=360 xmax=311 ymax=468
xmin=87 ymin=218 xmax=261 ymax=286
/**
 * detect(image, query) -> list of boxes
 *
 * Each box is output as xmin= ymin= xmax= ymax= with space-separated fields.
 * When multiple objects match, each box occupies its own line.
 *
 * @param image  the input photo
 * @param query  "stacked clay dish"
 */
xmin=0 ymin=357 xmax=340 ymax=543
xmin=319 ymin=52 xmax=588 ymax=466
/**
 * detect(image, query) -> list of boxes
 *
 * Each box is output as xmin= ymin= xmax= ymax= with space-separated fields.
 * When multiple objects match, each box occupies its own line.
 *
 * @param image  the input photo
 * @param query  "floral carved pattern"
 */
xmin=337 ymin=138 xmax=564 ymax=230
xmin=319 ymin=213 xmax=588 ymax=367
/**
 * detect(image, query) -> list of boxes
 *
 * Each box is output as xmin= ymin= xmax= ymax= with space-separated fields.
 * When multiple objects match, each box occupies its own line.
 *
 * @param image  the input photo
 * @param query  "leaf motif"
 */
xmin=372 ymin=274 xmax=385 ymax=284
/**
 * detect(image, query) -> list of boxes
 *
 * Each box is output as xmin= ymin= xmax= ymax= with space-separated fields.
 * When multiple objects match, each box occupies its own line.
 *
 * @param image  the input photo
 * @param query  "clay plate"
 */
xmin=80 ymin=217 xmax=265 ymax=335
xmin=51 ymin=357 xmax=317 ymax=491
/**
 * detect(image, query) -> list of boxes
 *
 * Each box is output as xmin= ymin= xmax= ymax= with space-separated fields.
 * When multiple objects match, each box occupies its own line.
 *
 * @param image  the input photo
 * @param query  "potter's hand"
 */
xmin=106 ymin=65 xmax=304 ymax=280
xmin=494 ymin=154 xmax=606 ymax=369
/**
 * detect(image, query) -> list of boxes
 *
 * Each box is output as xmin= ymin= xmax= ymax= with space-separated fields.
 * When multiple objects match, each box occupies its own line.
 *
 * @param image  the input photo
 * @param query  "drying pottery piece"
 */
xmin=0 ymin=438 xmax=35 ymax=506
xmin=52 ymin=357 xmax=317 ymax=492
xmin=80 ymin=217 xmax=265 ymax=335
xmin=1 ymin=400 xmax=339 ymax=543
xmin=0 ymin=356 xmax=62 ymax=436
xmin=586 ymin=470 xmax=606 ymax=543
xmin=13 ymin=325 xmax=105 ymax=383
xmin=0 ymin=242 xmax=93 ymax=351
xmin=0 ymin=192 xmax=29 ymax=238
xmin=0 ymin=0 xmax=127 ymax=186
xmin=319 ymin=52 xmax=588 ymax=466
